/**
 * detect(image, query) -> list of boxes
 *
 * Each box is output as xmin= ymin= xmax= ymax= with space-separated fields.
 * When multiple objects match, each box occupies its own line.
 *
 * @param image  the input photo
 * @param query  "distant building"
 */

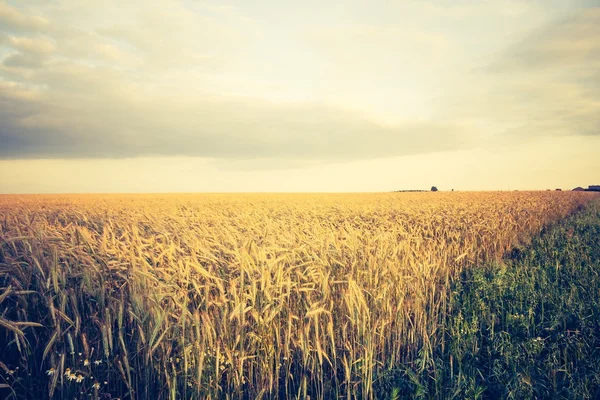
xmin=572 ymin=186 xmax=600 ymax=192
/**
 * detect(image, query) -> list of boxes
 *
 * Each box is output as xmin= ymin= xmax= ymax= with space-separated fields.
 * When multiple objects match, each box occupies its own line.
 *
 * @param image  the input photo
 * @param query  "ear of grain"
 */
xmin=0 ymin=192 xmax=593 ymax=399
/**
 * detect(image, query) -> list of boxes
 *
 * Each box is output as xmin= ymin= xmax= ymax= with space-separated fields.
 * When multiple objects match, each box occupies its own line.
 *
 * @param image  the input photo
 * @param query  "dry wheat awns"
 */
xmin=0 ymin=192 xmax=595 ymax=399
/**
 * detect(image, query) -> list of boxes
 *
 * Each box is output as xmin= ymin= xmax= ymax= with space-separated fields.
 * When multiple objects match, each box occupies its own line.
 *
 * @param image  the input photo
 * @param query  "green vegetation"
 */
xmin=376 ymin=199 xmax=600 ymax=399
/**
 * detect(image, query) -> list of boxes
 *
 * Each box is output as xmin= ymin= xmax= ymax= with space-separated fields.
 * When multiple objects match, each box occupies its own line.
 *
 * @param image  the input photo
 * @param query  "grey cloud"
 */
xmin=3 ymin=52 xmax=45 ymax=69
xmin=0 ymin=0 xmax=477 ymax=164
xmin=8 ymin=35 xmax=56 ymax=55
xmin=504 ymin=9 xmax=600 ymax=135
xmin=0 ymin=1 xmax=49 ymax=33
xmin=0 ymin=0 xmax=482 ymax=163
xmin=441 ymin=7 xmax=600 ymax=142
xmin=0 ymin=70 xmax=475 ymax=161
xmin=1 ymin=35 xmax=55 ymax=70
xmin=491 ymin=8 xmax=600 ymax=72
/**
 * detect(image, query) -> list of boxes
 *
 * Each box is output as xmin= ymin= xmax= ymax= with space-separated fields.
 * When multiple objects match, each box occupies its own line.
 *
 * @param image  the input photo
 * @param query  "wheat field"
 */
xmin=0 ymin=192 xmax=595 ymax=399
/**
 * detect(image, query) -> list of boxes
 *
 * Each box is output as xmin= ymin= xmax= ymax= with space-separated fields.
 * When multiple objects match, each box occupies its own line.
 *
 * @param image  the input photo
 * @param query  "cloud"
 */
xmin=0 ymin=70 xmax=475 ymax=160
xmin=7 ymin=35 xmax=55 ymax=54
xmin=1 ymin=0 xmax=598 ymax=168
xmin=403 ymin=0 xmax=537 ymax=18
xmin=0 ymin=1 xmax=49 ymax=33
xmin=492 ymin=7 xmax=600 ymax=72
xmin=309 ymin=24 xmax=453 ymax=68
xmin=2 ymin=134 xmax=599 ymax=193
xmin=2 ymin=52 xmax=44 ymax=69
xmin=0 ymin=0 xmax=479 ymax=163
xmin=437 ymin=6 xmax=600 ymax=145
xmin=0 ymin=34 xmax=56 ymax=70
xmin=495 ymin=8 xmax=600 ymax=137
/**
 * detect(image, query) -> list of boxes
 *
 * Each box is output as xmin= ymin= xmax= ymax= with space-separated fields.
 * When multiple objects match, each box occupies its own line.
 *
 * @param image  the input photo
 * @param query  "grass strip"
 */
xmin=376 ymin=199 xmax=600 ymax=399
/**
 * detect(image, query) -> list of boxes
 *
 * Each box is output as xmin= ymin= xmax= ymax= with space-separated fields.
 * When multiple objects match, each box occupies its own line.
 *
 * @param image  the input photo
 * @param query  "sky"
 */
xmin=0 ymin=0 xmax=599 ymax=193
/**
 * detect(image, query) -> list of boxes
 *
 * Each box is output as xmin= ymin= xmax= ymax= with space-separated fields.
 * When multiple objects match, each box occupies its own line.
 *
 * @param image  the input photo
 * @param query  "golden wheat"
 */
xmin=0 ymin=192 xmax=595 ymax=399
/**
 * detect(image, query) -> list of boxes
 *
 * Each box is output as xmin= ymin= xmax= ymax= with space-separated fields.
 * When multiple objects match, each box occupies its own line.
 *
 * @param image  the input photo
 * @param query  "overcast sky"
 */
xmin=1 ymin=0 xmax=599 ymax=193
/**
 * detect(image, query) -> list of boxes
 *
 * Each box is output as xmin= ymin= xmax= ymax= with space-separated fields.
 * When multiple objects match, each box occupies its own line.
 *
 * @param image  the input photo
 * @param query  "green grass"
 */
xmin=375 ymin=199 xmax=600 ymax=399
